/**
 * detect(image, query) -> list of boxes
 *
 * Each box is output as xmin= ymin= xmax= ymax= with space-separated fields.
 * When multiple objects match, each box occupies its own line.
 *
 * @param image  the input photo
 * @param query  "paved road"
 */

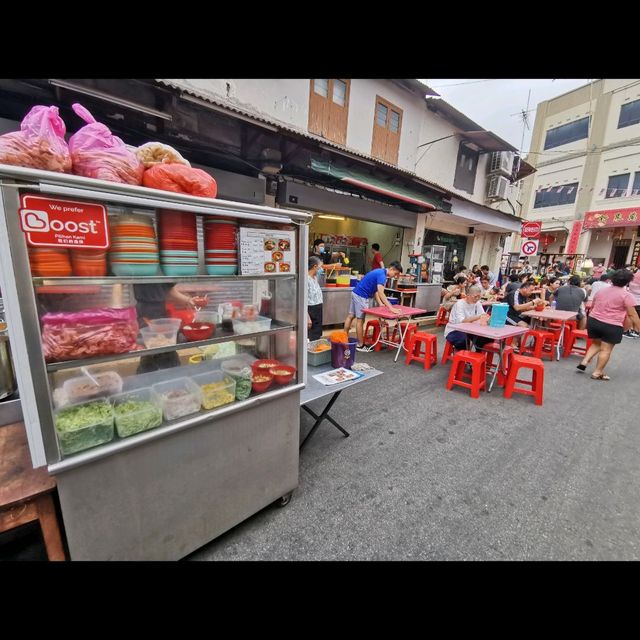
xmin=188 ymin=331 xmax=640 ymax=560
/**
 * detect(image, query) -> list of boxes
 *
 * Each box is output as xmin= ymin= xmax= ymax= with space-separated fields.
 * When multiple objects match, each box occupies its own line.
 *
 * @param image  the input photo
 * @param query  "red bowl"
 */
xmin=251 ymin=372 xmax=273 ymax=393
xmin=251 ymin=359 xmax=280 ymax=374
xmin=181 ymin=323 xmax=215 ymax=341
xmin=268 ymin=364 xmax=296 ymax=385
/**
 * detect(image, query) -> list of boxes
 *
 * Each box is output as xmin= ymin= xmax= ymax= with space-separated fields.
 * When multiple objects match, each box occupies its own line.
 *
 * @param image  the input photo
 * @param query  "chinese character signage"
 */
xmin=583 ymin=207 xmax=640 ymax=229
xmin=565 ymin=220 xmax=583 ymax=254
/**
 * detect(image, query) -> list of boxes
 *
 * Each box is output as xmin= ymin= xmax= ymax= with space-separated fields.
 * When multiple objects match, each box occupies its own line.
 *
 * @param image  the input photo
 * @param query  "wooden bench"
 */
xmin=0 ymin=422 xmax=65 ymax=560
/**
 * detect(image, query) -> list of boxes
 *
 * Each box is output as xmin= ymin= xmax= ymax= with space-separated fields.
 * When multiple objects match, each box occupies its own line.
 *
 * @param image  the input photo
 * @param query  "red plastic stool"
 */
xmin=441 ymin=339 xmax=456 ymax=364
xmin=364 ymin=319 xmax=381 ymax=346
xmin=564 ymin=328 xmax=592 ymax=357
xmin=390 ymin=322 xmax=417 ymax=351
xmin=481 ymin=342 xmax=514 ymax=387
xmin=435 ymin=305 xmax=449 ymax=327
xmin=446 ymin=350 xmax=487 ymax=399
xmin=521 ymin=330 xmax=554 ymax=360
xmin=405 ymin=331 xmax=438 ymax=369
xmin=503 ymin=354 xmax=544 ymax=405
xmin=549 ymin=320 xmax=577 ymax=358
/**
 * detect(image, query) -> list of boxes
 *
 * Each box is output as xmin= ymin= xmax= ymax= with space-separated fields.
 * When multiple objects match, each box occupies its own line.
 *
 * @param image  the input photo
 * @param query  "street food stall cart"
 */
xmin=0 ymin=164 xmax=310 ymax=560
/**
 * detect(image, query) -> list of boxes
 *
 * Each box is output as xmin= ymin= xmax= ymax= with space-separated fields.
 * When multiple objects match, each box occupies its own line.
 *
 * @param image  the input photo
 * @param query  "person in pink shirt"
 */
xmin=625 ymin=268 xmax=640 ymax=338
xmin=577 ymin=269 xmax=640 ymax=379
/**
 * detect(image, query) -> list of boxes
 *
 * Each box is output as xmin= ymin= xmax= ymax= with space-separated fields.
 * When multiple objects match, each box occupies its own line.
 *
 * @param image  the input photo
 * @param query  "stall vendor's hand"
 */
xmin=391 ymin=306 xmax=403 ymax=314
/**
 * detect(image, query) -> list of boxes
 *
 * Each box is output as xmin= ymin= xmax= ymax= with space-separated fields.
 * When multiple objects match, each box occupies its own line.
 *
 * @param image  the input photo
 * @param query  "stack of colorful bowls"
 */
xmin=157 ymin=210 xmax=199 ymax=276
xmin=109 ymin=213 xmax=159 ymax=276
xmin=204 ymin=216 xmax=238 ymax=275
xmin=70 ymin=249 xmax=107 ymax=276
xmin=28 ymin=247 xmax=72 ymax=277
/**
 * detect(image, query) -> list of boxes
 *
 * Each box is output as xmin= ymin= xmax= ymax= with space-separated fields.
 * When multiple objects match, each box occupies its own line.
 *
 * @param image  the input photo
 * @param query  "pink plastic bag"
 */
xmin=69 ymin=104 xmax=144 ymax=185
xmin=0 ymin=105 xmax=72 ymax=173
xmin=41 ymin=307 xmax=139 ymax=362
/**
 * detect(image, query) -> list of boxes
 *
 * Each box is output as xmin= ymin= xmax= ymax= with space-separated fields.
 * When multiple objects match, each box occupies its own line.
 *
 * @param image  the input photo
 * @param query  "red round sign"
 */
xmin=521 ymin=221 xmax=541 ymax=238
xmin=521 ymin=240 xmax=538 ymax=256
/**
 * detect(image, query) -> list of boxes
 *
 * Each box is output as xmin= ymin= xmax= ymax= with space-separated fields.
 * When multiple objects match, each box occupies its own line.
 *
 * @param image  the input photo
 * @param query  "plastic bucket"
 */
xmin=388 ymin=297 xmax=399 ymax=305
xmin=331 ymin=337 xmax=358 ymax=369
xmin=489 ymin=303 xmax=509 ymax=328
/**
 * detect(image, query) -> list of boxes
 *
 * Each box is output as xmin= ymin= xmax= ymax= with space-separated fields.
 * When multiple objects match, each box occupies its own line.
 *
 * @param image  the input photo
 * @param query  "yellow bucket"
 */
xmin=336 ymin=275 xmax=351 ymax=286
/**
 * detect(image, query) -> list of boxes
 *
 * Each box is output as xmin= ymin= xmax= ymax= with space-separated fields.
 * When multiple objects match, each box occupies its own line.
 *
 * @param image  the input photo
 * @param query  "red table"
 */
xmin=363 ymin=305 xmax=427 ymax=362
xmin=446 ymin=322 xmax=529 ymax=391
xmin=521 ymin=309 xmax=578 ymax=360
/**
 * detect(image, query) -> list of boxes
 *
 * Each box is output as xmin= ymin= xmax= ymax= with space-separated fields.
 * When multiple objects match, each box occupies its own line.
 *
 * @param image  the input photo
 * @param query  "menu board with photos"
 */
xmin=239 ymin=227 xmax=297 ymax=275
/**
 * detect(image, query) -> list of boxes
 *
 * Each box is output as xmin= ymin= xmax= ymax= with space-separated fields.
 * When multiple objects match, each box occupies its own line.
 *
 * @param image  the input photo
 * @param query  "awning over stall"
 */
xmin=310 ymin=159 xmax=452 ymax=213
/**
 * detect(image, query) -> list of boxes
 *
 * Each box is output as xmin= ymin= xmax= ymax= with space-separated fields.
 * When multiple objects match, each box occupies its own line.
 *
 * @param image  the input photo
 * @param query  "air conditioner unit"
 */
xmin=489 ymin=151 xmax=515 ymax=177
xmin=487 ymin=174 xmax=509 ymax=201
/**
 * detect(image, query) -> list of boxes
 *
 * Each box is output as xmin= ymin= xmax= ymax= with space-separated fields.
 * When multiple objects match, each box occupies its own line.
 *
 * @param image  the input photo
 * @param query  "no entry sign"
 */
xmin=19 ymin=194 xmax=110 ymax=249
xmin=521 ymin=221 xmax=541 ymax=238
xmin=520 ymin=239 xmax=539 ymax=256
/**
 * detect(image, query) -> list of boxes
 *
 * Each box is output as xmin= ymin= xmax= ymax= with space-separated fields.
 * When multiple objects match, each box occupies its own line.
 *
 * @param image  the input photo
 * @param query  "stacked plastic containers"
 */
xmin=204 ymin=215 xmax=238 ymax=275
xmin=157 ymin=210 xmax=198 ymax=276
xmin=489 ymin=302 xmax=509 ymax=328
xmin=28 ymin=248 xmax=72 ymax=277
xmin=70 ymin=249 xmax=107 ymax=276
xmin=109 ymin=212 xmax=159 ymax=276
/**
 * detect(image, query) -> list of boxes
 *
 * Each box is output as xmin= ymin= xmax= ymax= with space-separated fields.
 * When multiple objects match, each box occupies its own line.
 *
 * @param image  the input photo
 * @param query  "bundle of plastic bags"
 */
xmin=0 ymin=105 xmax=72 ymax=172
xmin=136 ymin=142 xmax=190 ymax=168
xmin=69 ymin=103 xmax=144 ymax=184
xmin=142 ymin=163 xmax=217 ymax=197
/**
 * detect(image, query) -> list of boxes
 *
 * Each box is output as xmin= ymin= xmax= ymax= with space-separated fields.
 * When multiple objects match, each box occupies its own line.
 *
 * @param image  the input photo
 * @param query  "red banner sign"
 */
xmin=565 ymin=220 xmax=583 ymax=254
xmin=521 ymin=221 xmax=541 ymax=238
xmin=19 ymin=194 xmax=110 ymax=249
xmin=583 ymin=207 xmax=640 ymax=229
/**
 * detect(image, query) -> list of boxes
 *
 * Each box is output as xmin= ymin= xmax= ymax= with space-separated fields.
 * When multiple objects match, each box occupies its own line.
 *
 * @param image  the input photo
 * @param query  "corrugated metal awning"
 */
xmin=309 ymin=159 xmax=451 ymax=212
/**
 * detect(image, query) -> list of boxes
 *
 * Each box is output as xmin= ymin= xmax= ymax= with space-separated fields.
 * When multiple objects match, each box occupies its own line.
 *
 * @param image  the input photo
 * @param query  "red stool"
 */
xmin=364 ymin=319 xmax=381 ymax=346
xmin=405 ymin=331 xmax=438 ymax=369
xmin=549 ymin=320 xmax=577 ymax=358
xmin=435 ymin=305 xmax=449 ymax=327
xmin=503 ymin=354 xmax=544 ymax=405
xmin=564 ymin=328 xmax=592 ymax=357
xmin=521 ymin=330 xmax=554 ymax=360
xmin=446 ymin=350 xmax=487 ymax=399
xmin=481 ymin=342 xmax=514 ymax=387
xmin=390 ymin=322 xmax=417 ymax=351
xmin=441 ymin=339 xmax=456 ymax=365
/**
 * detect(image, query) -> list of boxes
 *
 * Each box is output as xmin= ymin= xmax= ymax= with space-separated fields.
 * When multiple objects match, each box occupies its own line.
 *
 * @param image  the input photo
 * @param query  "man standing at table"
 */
xmin=344 ymin=261 xmax=403 ymax=352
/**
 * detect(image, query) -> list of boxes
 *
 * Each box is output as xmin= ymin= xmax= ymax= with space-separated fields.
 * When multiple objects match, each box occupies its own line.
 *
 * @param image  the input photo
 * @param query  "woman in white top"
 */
xmin=307 ymin=255 xmax=324 ymax=341
xmin=443 ymin=285 xmax=492 ymax=351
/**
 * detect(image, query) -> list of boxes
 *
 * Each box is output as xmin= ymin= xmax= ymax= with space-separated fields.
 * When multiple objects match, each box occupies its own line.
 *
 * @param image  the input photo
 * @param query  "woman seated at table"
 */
xmin=479 ymin=277 xmax=499 ymax=305
xmin=444 ymin=285 xmax=492 ymax=352
xmin=441 ymin=275 xmax=467 ymax=311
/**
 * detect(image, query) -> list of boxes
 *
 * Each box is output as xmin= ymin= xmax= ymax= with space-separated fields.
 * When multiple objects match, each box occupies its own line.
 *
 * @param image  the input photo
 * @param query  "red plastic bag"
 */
xmin=142 ymin=163 xmax=217 ymax=197
xmin=0 ymin=105 xmax=71 ymax=173
xmin=68 ymin=103 xmax=144 ymax=185
xmin=41 ymin=307 xmax=139 ymax=362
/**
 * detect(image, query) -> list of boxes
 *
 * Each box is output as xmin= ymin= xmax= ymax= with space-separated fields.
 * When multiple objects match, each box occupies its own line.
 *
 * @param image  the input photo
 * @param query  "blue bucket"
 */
xmin=388 ymin=297 xmax=399 ymax=305
xmin=489 ymin=303 xmax=509 ymax=328
xmin=331 ymin=337 xmax=358 ymax=369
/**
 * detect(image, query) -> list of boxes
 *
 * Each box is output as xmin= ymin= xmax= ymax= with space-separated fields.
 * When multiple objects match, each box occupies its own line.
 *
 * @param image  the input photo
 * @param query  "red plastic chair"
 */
xmin=405 ymin=332 xmax=438 ymax=370
xmin=481 ymin=342 xmax=514 ymax=387
xmin=564 ymin=328 xmax=592 ymax=357
xmin=503 ymin=354 xmax=544 ymax=405
xmin=446 ymin=350 xmax=487 ymax=399
xmin=521 ymin=330 xmax=555 ymax=360
xmin=435 ymin=306 xmax=449 ymax=327
xmin=390 ymin=322 xmax=417 ymax=352
xmin=441 ymin=339 xmax=456 ymax=365
xmin=364 ymin=319 xmax=381 ymax=346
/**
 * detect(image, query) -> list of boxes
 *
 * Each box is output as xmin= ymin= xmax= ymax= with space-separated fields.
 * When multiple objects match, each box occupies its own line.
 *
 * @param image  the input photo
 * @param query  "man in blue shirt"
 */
xmin=344 ymin=261 xmax=403 ymax=351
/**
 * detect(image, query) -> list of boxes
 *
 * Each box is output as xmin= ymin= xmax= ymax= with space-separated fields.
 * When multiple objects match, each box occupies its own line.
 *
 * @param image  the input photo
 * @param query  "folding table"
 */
xmin=362 ymin=304 xmax=427 ymax=362
xmin=445 ymin=322 xmax=529 ymax=392
xmin=521 ymin=309 xmax=578 ymax=360
xmin=300 ymin=364 xmax=383 ymax=450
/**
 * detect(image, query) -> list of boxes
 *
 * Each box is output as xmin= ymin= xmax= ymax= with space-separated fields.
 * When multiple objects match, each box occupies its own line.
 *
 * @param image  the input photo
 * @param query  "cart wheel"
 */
xmin=275 ymin=492 xmax=293 ymax=508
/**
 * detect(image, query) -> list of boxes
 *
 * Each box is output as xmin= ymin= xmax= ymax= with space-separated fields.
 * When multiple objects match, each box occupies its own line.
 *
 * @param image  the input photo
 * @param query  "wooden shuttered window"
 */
xmin=371 ymin=96 xmax=402 ymax=165
xmin=308 ymin=79 xmax=350 ymax=145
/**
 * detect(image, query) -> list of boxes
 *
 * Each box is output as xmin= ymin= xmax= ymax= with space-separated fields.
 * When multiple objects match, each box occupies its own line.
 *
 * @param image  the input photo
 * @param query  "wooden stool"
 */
xmin=0 ymin=422 xmax=65 ymax=561
xmin=435 ymin=305 xmax=449 ymax=327
xmin=364 ymin=319 xmax=381 ymax=346
xmin=521 ymin=330 xmax=555 ymax=360
xmin=405 ymin=331 xmax=438 ymax=369
xmin=564 ymin=328 xmax=592 ymax=357
xmin=446 ymin=350 xmax=487 ymax=399
xmin=441 ymin=339 xmax=456 ymax=365
xmin=503 ymin=354 xmax=544 ymax=406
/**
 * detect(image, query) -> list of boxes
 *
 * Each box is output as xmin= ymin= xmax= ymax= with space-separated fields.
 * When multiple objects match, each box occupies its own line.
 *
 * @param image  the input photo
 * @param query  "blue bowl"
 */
xmin=162 ymin=265 xmax=199 ymax=276
xmin=206 ymin=265 xmax=237 ymax=275
xmin=111 ymin=263 xmax=160 ymax=276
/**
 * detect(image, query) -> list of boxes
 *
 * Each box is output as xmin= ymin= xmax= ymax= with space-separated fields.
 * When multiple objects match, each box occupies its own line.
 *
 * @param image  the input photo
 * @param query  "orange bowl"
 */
xmin=268 ymin=364 xmax=296 ymax=385
xmin=251 ymin=372 xmax=273 ymax=393
xmin=251 ymin=359 xmax=280 ymax=374
xmin=535 ymin=304 xmax=546 ymax=311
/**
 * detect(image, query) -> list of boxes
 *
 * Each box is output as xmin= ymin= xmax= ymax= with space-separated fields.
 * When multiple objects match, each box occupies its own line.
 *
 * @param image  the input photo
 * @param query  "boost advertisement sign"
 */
xmin=19 ymin=194 xmax=110 ymax=249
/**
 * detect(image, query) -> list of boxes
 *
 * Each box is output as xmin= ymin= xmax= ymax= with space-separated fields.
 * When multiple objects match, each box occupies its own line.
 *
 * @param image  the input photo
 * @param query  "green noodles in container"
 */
xmin=112 ymin=388 xmax=163 ymax=438
xmin=220 ymin=354 xmax=256 ymax=401
xmin=54 ymin=398 xmax=114 ymax=455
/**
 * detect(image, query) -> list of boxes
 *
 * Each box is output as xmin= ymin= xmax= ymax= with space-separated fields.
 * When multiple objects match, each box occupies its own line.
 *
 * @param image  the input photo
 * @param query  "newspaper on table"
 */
xmin=313 ymin=367 xmax=364 ymax=386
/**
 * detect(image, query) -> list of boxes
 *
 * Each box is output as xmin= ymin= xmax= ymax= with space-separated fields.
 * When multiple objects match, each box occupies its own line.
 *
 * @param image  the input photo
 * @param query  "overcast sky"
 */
xmin=420 ymin=79 xmax=590 ymax=152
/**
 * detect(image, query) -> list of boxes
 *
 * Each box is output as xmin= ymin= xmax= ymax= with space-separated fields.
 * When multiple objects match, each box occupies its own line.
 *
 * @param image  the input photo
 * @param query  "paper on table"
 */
xmin=313 ymin=367 xmax=364 ymax=385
